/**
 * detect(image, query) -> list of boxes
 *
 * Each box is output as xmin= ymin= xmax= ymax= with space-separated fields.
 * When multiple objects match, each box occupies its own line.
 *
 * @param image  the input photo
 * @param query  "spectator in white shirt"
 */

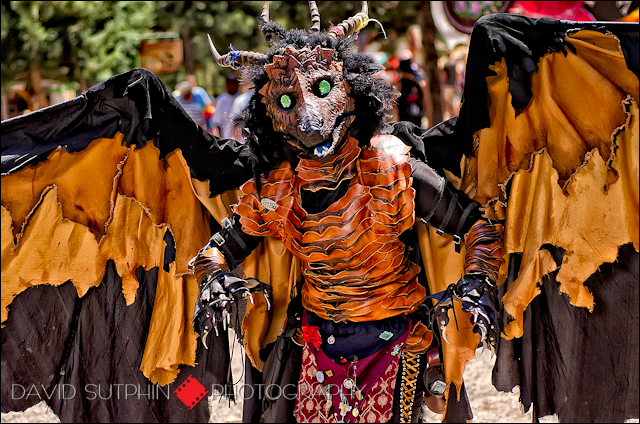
xmin=212 ymin=74 xmax=240 ymax=139
xmin=229 ymin=82 xmax=254 ymax=143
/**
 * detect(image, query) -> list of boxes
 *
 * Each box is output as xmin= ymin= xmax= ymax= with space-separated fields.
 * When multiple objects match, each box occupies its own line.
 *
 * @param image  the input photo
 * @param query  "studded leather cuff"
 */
xmin=189 ymin=246 xmax=230 ymax=288
xmin=463 ymin=219 xmax=504 ymax=283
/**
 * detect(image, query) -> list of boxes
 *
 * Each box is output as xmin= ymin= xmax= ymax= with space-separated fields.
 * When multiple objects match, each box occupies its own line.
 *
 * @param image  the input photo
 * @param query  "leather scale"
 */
xmin=235 ymin=134 xmax=428 ymax=323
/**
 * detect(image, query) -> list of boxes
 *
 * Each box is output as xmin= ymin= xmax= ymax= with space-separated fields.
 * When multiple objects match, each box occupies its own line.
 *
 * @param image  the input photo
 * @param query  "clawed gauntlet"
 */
xmin=189 ymin=242 xmax=271 ymax=349
xmin=456 ymin=219 xmax=504 ymax=351
xmin=428 ymin=218 xmax=504 ymax=351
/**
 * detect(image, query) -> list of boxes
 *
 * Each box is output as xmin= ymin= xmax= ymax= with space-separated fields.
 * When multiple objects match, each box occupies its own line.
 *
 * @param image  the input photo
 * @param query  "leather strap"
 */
xmin=218 ymin=244 xmax=238 ymax=270
xmin=453 ymin=201 xmax=480 ymax=253
xmin=221 ymin=217 xmax=248 ymax=253
xmin=455 ymin=201 xmax=479 ymax=237
xmin=208 ymin=216 xmax=250 ymax=270
xmin=437 ymin=190 xmax=459 ymax=236
xmin=421 ymin=176 xmax=446 ymax=224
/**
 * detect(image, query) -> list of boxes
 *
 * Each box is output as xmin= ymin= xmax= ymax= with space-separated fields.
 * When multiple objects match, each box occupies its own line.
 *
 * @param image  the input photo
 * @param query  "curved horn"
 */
xmin=258 ymin=1 xmax=279 ymax=48
xmin=207 ymin=34 xmax=267 ymax=69
xmin=327 ymin=1 xmax=385 ymax=40
xmin=309 ymin=1 xmax=320 ymax=32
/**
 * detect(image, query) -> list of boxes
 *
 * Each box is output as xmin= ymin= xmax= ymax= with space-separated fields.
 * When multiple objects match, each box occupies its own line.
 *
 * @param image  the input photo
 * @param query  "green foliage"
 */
xmin=153 ymin=1 xmax=424 ymax=95
xmin=153 ymin=1 xmax=270 ymax=95
xmin=2 ymin=1 xmax=156 ymax=87
xmin=1 ymin=1 xmax=426 ymax=93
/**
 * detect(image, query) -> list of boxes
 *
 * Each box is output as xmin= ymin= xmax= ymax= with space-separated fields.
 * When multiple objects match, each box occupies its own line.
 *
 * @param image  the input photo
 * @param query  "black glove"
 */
xmin=193 ymin=270 xmax=271 ymax=349
xmin=455 ymin=273 xmax=499 ymax=352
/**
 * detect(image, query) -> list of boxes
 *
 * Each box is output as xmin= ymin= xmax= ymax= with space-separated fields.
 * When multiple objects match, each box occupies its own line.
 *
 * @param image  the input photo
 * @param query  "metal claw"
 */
xmin=489 ymin=342 xmax=497 ymax=356
xmin=476 ymin=310 xmax=492 ymax=328
xmin=211 ymin=279 xmax=225 ymax=294
xmin=202 ymin=330 xmax=210 ymax=349
xmin=479 ymin=325 xmax=487 ymax=342
xmin=230 ymin=286 xmax=251 ymax=300
xmin=441 ymin=324 xmax=450 ymax=344
xmin=260 ymin=283 xmax=272 ymax=310
xmin=222 ymin=310 xmax=228 ymax=331
xmin=210 ymin=298 xmax=228 ymax=308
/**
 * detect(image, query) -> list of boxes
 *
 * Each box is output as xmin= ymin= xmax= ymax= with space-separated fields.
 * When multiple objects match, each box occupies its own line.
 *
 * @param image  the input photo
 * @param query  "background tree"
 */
xmin=1 ymin=1 xmax=156 ymax=104
xmin=419 ymin=1 xmax=443 ymax=125
xmin=2 ymin=1 xmax=443 ymax=123
xmin=152 ymin=1 xmax=436 ymax=97
xmin=152 ymin=1 xmax=268 ymax=95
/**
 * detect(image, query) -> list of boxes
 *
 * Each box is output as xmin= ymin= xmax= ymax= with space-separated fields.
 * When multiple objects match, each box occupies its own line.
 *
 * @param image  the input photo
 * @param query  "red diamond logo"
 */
xmin=174 ymin=375 xmax=209 ymax=409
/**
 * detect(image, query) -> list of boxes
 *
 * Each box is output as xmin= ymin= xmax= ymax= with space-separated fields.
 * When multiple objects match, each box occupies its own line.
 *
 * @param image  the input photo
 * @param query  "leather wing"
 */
xmin=1 ymin=68 xmax=252 ymax=421
xmin=389 ymin=15 xmax=638 ymax=419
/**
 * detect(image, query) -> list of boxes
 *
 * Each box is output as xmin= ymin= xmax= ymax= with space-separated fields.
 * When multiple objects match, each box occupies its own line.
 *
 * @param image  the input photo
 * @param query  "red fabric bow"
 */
xmin=302 ymin=325 xmax=321 ymax=349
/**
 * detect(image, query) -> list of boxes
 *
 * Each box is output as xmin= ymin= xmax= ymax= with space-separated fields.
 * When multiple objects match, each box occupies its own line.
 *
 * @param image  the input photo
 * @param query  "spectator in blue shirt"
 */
xmin=176 ymin=78 xmax=212 ymax=130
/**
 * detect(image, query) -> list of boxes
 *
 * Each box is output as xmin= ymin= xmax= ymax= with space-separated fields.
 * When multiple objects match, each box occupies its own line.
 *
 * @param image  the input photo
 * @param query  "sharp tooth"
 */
xmin=314 ymin=142 xmax=331 ymax=156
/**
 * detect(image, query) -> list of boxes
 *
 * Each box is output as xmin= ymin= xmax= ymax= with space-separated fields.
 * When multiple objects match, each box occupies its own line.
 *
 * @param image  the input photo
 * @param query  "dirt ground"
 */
xmin=0 ymin=342 xmax=555 ymax=423
xmin=1 ymin=338 xmax=637 ymax=423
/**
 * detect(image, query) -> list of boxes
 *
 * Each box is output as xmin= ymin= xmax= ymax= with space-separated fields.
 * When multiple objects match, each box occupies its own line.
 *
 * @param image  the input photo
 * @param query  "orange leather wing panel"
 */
xmin=1 ymin=136 xmax=211 ymax=385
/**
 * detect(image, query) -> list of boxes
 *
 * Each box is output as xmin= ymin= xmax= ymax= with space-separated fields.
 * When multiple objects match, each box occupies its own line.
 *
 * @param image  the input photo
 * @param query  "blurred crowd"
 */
xmin=173 ymin=71 xmax=258 ymax=143
xmin=3 ymin=0 xmax=637 ymax=126
xmin=374 ymin=46 xmax=467 ymax=130
xmin=4 ymin=47 xmax=467 ymax=135
xmin=172 ymin=72 xmax=242 ymax=140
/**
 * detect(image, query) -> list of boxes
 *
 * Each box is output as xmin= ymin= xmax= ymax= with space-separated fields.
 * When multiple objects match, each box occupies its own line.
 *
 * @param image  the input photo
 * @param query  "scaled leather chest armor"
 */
xmin=235 ymin=134 xmax=427 ymax=323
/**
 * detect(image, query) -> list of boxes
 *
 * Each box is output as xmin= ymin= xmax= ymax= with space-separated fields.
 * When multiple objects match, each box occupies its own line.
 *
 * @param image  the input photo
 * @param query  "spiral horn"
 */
xmin=207 ymin=34 xmax=267 ymax=69
xmin=258 ymin=1 xmax=284 ymax=48
xmin=327 ymin=1 xmax=385 ymax=40
xmin=309 ymin=1 xmax=321 ymax=32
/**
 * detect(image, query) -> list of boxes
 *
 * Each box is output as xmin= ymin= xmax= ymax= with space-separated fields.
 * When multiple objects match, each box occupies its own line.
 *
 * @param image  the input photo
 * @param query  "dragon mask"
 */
xmin=207 ymin=1 xmax=395 ymax=166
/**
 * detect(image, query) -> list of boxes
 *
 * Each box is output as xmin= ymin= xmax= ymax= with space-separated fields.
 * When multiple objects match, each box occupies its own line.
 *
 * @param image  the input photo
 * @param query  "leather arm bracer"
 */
xmin=189 ymin=215 xmax=264 ymax=344
xmin=454 ymin=219 xmax=504 ymax=350
xmin=410 ymin=158 xmax=481 ymax=252
xmin=463 ymin=219 xmax=504 ymax=283
xmin=188 ymin=213 xmax=262 ymax=296
xmin=198 ymin=214 xmax=262 ymax=272
xmin=189 ymin=245 xmax=230 ymax=287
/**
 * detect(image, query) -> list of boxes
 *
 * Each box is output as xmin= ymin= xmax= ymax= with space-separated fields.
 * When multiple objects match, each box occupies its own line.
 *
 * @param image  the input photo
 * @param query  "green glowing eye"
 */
xmin=318 ymin=80 xmax=331 ymax=96
xmin=279 ymin=94 xmax=292 ymax=109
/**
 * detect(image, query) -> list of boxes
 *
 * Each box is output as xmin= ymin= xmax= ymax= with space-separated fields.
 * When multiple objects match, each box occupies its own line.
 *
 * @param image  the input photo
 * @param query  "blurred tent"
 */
xmin=138 ymin=33 xmax=183 ymax=74
xmin=1 ymin=81 xmax=77 ymax=121
xmin=507 ymin=1 xmax=596 ymax=21
xmin=432 ymin=0 xmax=639 ymax=48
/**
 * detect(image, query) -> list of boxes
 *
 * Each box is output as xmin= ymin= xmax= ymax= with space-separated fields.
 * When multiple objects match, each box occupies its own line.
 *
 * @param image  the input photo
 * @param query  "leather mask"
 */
xmin=259 ymin=44 xmax=356 ymax=159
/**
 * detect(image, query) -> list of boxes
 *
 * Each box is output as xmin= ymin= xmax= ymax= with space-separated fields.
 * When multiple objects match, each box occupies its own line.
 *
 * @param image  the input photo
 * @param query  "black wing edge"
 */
xmin=1 ymin=68 xmax=253 ymax=196
xmin=387 ymin=14 xmax=638 ymax=177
